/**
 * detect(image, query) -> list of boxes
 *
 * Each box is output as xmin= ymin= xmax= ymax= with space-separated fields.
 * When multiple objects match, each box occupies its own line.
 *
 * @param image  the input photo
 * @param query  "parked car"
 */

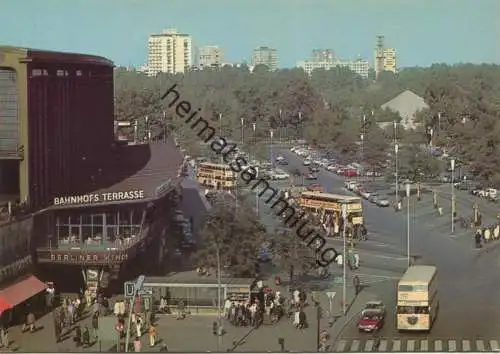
xmin=309 ymin=165 xmax=320 ymax=173
xmin=344 ymin=168 xmax=359 ymax=177
xmin=306 ymin=173 xmax=318 ymax=180
xmin=303 ymin=159 xmax=312 ymax=166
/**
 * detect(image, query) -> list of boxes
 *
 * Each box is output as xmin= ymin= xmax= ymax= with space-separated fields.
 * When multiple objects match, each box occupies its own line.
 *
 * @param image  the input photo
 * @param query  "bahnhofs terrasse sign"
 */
xmin=53 ymin=190 xmax=145 ymax=206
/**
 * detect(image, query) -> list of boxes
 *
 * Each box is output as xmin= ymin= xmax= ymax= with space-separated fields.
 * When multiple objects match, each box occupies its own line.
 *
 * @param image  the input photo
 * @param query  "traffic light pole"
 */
xmin=124 ymin=275 xmax=145 ymax=353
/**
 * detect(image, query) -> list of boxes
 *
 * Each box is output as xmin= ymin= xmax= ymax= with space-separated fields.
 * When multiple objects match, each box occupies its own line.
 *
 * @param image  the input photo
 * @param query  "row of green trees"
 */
xmin=114 ymin=63 xmax=500 ymax=277
xmin=115 ymin=63 xmax=500 ymax=184
xmin=190 ymin=195 xmax=316 ymax=282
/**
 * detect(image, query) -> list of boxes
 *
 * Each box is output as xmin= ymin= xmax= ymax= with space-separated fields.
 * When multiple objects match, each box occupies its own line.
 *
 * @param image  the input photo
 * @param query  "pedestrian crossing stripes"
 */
xmin=335 ymin=338 xmax=500 ymax=352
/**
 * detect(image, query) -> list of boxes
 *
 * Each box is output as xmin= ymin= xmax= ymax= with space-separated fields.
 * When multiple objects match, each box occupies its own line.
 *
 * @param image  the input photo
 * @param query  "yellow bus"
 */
xmin=298 ymin=191 xmax=364 ymax=225
xmin=396 ymin=265 xmax=439 ymax=332
xmin=195 ymin=162 xmax=237 ymax=191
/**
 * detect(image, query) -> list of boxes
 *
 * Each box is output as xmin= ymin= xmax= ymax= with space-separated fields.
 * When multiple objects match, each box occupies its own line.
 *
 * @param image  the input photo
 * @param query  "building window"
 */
xmin=76 ymin=70 xmax=82 ymax=76
xmin=31 ymin=69 xmax=42 ymax=77
xmin=56 ymin=70 xmax=65 ymax=76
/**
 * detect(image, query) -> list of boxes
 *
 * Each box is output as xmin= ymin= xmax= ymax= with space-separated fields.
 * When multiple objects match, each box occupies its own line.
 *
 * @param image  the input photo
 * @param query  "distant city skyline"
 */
xmin=0 ymin=0 xmax=498 ymax=68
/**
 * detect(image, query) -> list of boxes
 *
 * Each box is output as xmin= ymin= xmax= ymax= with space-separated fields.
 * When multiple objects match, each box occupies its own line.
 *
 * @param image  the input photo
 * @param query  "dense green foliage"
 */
xmin=191 ymin=197 xmax=266 ymax=277
xmin=115 ymin=63 xmax=500 ymax=184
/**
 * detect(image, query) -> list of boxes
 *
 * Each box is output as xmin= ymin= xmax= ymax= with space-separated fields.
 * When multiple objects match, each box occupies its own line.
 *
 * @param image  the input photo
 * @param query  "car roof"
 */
xmin=361 ymin=309 xmax=383 ymax=315
xmin=366 ymin=300 xmax=383 ymax=305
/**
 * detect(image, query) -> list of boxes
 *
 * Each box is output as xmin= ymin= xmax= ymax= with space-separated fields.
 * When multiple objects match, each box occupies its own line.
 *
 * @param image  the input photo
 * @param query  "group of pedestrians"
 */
xmin=474 ymin=223 xmax=500 ymax=248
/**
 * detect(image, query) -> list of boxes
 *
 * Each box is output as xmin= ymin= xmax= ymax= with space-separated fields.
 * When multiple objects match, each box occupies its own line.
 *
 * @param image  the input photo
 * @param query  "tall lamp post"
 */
xmin=219 ymin=113 xmax=223 ymax=164
xmin=360 ymin=114 xmax=365 ymax=182
xmin=451 ymin=158 xmax=456 ymax=234
xmin=240 ymin=117 xmax=245 ymax=146
xmin=216 ymin=244 xmax=223 ymax=351
xmin=278 ymin=109 xmax=282 ymax=143
xmin=125 ymin=275 xmax=145 ymax=352
xmin=270 ymin=129 xmax=274 ymax=168
xmin=252 ymin=122 xmax=256 ymax=162
xmin=341 ymin=203 xmax=347 ymax=316
xmin=394 ymin=121 xmax=399 ymax=203
xmin=298 ymin=111 xmax=303 ymax=140
xmin=405 ymin=183 xmax=411 ymax=267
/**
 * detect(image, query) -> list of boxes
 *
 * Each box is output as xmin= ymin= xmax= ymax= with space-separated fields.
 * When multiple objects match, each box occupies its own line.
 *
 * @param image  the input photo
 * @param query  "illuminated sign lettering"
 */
xmin=49 ymin=252 xmax=128 ymax=264
xmin=53 ymin=190 xmax=145 ymax=206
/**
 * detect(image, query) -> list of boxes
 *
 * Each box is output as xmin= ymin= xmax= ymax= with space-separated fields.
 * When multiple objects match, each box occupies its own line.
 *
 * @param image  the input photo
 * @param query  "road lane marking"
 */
xmin=379 ymin=340 xmax=387 ymax=352
xmin=434 ymin=339 xmax=443 ymax=351
xmin=350 ymin=339 xmax=360 ymax=352
xmin=490 ymin=340 xmax=499 ymax=351
xmin=391 ymin=339 xmax=401 ymax=352
xmin=336 ymin=340 xmax=347 ymax=352
xmin=364 ymin=339 xmax=374 ymax=352
xmin=419 ymin=339 xmax=428 ymax=351
xmin=462 ymin=340 xmax=471 ymax=351
xmin=476 ymin=340 xmax=485 ymax=352
xmin=448 ymin=339 xmax=456 ymax=351
xmin=406 ymin=339 xmax=415 ymax=351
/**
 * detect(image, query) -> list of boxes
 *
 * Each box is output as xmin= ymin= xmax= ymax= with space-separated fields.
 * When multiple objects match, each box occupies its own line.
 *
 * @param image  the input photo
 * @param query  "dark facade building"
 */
xmin=0 ymin=47 xmax=186 ymax=320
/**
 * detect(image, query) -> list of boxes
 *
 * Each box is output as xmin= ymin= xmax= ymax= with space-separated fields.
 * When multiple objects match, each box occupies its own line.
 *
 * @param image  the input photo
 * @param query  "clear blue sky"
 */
xmin=1 ymin=0 xmax=498 ymax=68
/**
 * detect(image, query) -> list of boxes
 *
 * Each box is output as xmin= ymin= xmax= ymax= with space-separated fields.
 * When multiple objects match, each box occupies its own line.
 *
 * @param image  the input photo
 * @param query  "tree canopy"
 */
xmin=191 ymin=196 xmax=266 ymax=277
xmin=115 ymin=63 xmax=500 ymax=184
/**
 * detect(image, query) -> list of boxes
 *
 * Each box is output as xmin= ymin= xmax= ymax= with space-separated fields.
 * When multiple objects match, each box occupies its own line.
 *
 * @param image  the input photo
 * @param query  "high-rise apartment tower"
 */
xmin=147 ymin=28 xmax=192 ymax=76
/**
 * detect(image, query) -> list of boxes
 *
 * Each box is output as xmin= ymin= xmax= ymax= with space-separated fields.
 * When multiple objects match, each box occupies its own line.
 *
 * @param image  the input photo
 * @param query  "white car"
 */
xmin=345 ymin=181 xmax=358 ymax=191
xmin=303 ymin=159 xmax=312 ymax=166
xmin=271 ymin=169 xmax=290 ymax=180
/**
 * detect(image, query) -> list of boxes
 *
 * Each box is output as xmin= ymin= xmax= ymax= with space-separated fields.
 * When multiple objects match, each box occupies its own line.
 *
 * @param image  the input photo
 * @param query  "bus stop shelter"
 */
xmin=129 ymin=271 xmax=255 ymax=314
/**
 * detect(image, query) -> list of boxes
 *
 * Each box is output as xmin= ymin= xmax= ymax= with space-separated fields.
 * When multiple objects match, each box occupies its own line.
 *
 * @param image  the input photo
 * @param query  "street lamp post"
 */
xmin=219 ymin=113 xmax=223 ymax=164
xmin=216 ymin=244 xmax=223 ymax=351
xmin=451 ymin=159 xmax=456 ymax=234
xmin=395 ymin=143 xmax=399 ymax=204
xmin=341 ymin=204 xmax=347 ymax=316
xmin=125 ymin=275 xmax=145 ymax=352
xmin=298 ymin=111 xmax=303 ymax=140
xmin=406 ymin=183 xmax=411 ymax=267
xmin=279 ymin=109 xmax=282 ymax=144
xmin=360 ymin=114 xmax=365 ymax=182
xmin=270 ymin=129 xmax=274 ymax=168
xmin=252 ymin=123 xmax=256 ymax=162
xmin=394 ymin=121 xmax=399 ymax=203
xmin=240 ymin=117 xmax=245 ymax=146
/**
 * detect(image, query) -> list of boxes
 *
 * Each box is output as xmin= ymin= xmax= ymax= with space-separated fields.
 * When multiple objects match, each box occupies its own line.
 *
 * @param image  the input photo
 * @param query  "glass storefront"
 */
xmin=55 ymin=206 xmax=143 ymax=249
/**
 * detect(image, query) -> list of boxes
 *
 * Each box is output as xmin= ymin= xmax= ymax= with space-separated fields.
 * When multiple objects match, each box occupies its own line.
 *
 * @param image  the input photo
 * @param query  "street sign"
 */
xmin=326 ymin=291 xmax=336 ymax=299
xmin=134 ymin=275 xmax=145 ymax=292
xmin=138 ymin=286 xmax=152 ymax=296
xmin=124 ymin=282 xmax=135 ymax=297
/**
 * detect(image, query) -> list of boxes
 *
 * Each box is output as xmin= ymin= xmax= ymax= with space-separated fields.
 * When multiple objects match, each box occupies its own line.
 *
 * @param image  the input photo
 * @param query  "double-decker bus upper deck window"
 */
xmin=398 ymin=284 xmax=414 ymax=292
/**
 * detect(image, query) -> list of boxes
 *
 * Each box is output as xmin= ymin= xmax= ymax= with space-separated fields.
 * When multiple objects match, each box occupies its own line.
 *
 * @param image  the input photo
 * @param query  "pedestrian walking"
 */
xmin=0 ymin=326 xmax=8 ymax=348
xmin=91 ymin=312 xmax=99 ymax=340
xmin=22 ymin=311 xmax=36 ymax=333
xmin=148 ymin=325 xmax=157 ymax=347
xmin=134 ymin=336 xmax=141 ymax=352
xmin=82 ymin=325 xmax=90 ymax=348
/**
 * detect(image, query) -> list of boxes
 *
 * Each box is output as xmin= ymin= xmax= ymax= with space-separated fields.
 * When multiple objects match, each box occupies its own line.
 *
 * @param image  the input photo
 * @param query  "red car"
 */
xmin=344 ymin=168 xmax=359 ymax=177
xmin=357 ymin=309 xmax=385 ymax=332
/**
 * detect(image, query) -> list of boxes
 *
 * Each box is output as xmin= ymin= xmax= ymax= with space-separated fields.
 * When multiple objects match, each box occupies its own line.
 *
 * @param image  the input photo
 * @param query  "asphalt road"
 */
xmin=274 ymin=147 xmax=500 ymax=342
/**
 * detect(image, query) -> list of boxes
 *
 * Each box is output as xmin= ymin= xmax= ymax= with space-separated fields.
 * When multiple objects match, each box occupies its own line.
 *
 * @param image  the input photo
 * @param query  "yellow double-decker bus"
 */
xmin=396 ymin=265 xmax=439 ymax=332
xmin=298 ymin=191 xmax=364 ymax=226
xmin=195 ymin=162 xmax=237 ymax=191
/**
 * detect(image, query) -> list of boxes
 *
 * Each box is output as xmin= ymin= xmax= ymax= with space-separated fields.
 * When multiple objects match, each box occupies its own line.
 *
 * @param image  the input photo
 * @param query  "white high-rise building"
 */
xmin=147 ymin=28 xmax=192 ymax=76
xmin=296 ymin=51 xmax=369 ymax=78
xmin=251 ymin=47 xmax=278 ymax=71
xmin=196 ymin=46 xmax=224 ymax=69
